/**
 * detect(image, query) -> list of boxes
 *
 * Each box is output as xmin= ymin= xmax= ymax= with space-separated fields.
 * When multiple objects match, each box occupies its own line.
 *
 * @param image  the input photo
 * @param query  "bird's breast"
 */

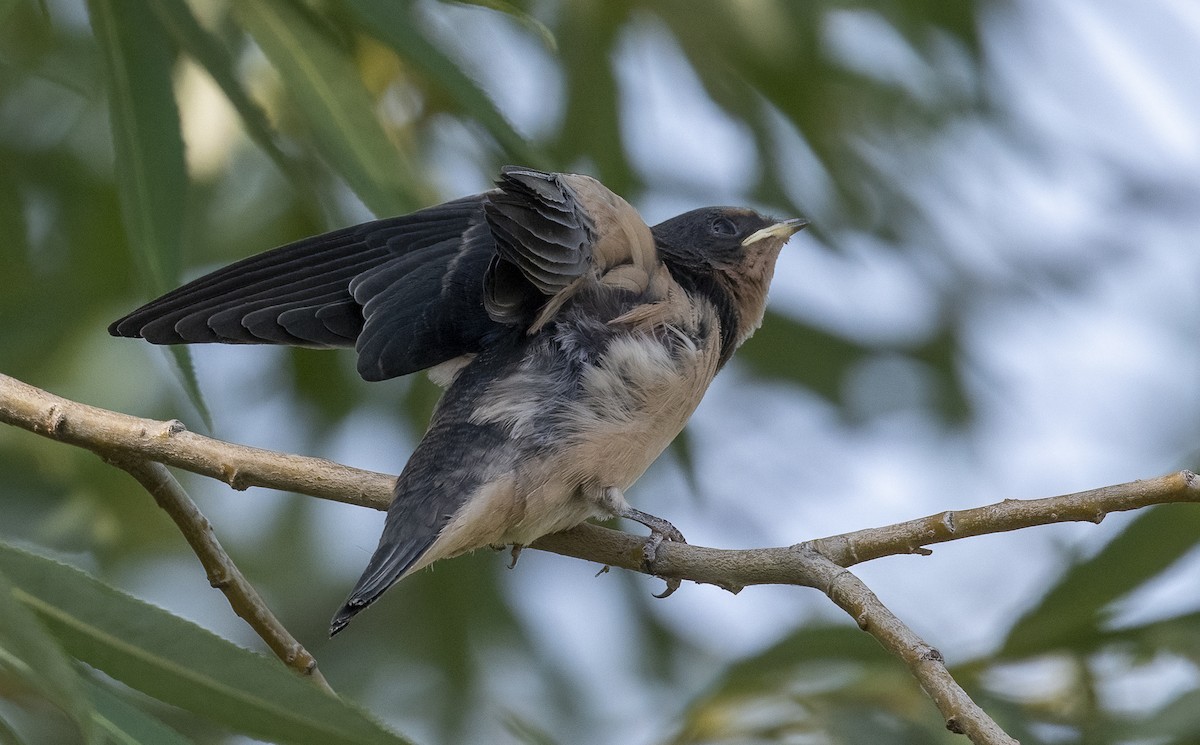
xmin=554 ymin=321 xmax=719 ymax=490
xmin=469 ymin=287 xmax=722 ymax=499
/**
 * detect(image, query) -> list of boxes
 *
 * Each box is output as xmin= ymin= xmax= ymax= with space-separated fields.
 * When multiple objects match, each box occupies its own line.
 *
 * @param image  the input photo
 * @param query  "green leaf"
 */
xmin=88 ymin=0 xmax=211 ymax=428
xmin=674 ymin=624 xmax=946 ymax=745
xmin=86 ymin=678 xmax=195 ymax=745
xmin=0 ymin=541 xmax=414 ymax=745
xmin=166 ymin=345 xmax=214 ymax=433
xmin=145 ymin=0 xmax=305 ymax=185
xmin=0 ymin=566 xmax=100 ymax=745
xmin=501 ymin=711 xmax=562 ymax=745
xmin=738 ymin=310 xmax=868 ymax=402
xmin=341 ymin=0 xmax=541 ymax=165
xmin=554 ymin=2 xmax=633 ymax=190
xmin=236 ymin=0 xmax=420 ymax=217
xmin=705 ymin=623 xmax=899 ymax=699
xmin=1099 ymin=609 xmax=1200 ymax=661
xmin=0 ymin=150 xmax=28 ymax=275
xmin=87 ymin=0 xmax=185 ymax=294
xmin=1000 ymin=504 xmax=1200 ymax=658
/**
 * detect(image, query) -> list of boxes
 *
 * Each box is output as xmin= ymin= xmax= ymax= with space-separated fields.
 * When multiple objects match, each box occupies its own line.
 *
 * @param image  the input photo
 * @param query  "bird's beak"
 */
xmin=742 ymin=218 xmax=810 ymax=246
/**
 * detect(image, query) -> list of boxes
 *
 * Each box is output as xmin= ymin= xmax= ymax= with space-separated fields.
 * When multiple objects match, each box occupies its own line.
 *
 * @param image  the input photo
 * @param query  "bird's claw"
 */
xmin=637 ymin=518 xmax=686 ymax=599
xmin=507 ymin=544 xmax=525 ymax=569
xmin=610 ymin=493 xmax=687 ymax=599
xmin=652 ymin=577 xmax=681 ymax=599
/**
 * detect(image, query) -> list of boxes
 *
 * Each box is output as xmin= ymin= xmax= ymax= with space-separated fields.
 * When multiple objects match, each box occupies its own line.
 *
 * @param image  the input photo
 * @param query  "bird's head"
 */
xmin=652 ymin=207 xmax=808 ymax=347
xmin=654 ymin=207 xmax=807 ymax=282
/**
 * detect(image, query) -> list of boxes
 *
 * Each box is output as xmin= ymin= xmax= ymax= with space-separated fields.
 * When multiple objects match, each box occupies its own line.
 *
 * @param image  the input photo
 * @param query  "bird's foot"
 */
xmin=508 ymin=544 xmax=525 ymax=569
xmin=615 ymin=503 xmax=686 ymax=598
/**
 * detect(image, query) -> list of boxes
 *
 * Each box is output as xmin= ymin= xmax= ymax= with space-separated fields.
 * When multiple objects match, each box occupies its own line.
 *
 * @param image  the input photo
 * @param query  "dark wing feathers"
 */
xmin=109 ymin=195 xmax=501 ymax=379
xmin=354 ymin=226 xmax=499 ymax=381
xmin=483 ymin=167 xmax=593 ymax=295
xmin=111 ymin=168 xmax=618 ymax=384
xmin=309 ymin=300 xmax=362 ymax=340
xmin=183 ymin=256 xmax=378 ymax=345
xmin=117 ymin=232 xmax=388 ymax=346
xmin=347 ymin=239 xmax=461 ymax=302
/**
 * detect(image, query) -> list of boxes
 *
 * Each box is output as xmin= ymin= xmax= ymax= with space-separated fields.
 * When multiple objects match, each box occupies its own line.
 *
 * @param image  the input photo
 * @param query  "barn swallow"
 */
xmin=110 ymin=166 xmax=807 ymax=635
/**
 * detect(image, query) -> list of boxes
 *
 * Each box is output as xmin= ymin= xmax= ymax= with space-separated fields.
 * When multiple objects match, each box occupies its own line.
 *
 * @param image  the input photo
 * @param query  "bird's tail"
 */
xmin=329 ymin=530 xmax=436 ymax=636
xmin=330 ymin=404 xmax=509 ymax=636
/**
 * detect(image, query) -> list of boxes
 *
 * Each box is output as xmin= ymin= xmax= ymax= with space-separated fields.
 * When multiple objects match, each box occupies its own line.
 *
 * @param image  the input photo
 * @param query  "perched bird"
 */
xmin=110 ymin=166 xmax=807 ymax=635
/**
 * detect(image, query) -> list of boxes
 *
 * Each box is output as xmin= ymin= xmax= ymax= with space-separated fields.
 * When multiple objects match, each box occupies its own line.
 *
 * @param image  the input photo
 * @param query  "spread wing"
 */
xmin=109 ymin=195 xmax=498 ymax=381
xmin=110 ymin=166 xmax=656 ymax=384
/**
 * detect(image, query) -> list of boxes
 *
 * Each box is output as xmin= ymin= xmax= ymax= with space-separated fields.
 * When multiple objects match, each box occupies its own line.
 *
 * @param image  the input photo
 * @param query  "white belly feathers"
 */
xmin=466 ymin=297 xmax=719 ymax=539
xmin=557 ymin=325 xmax=717 ymax=490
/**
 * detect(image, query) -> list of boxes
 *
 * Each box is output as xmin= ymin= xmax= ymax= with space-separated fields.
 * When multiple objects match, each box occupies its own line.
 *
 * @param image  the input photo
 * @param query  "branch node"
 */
xmin=708 ymin=580 xmax=743 ymax=595
xmin=939 ymin=511 xmax=956 ymax=534
xmin=1183 ymin=469 xmax=1196 ymax=488
xmin=919 ymin=645 xmax=945 ymax=663
xmin=1091 ymin=511 xmax=1106 ymax=524
xmin=221 ymin=464 xmax=249 ymax=491
xmin=945 ymin=716 xmax=965 ymax=734
xmin=44 ymin=404 xmax=68 ymax=434
xmin=855 ymin=611 xmax=870 ymax=631
xmin=912 ymin=546 xmax=933 ymax=556
xmin=160 ymin=419 xmax=187 ymax=437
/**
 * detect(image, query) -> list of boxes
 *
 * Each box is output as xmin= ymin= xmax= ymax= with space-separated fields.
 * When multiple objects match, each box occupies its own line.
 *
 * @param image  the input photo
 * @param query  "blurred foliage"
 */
xmin=672 ymin=505 xmax=1200 ymax=744
xmin=0 ymin=542 xmax=413 ymax=745
xmin=0 ymin=0 xmax=1197 ymax=744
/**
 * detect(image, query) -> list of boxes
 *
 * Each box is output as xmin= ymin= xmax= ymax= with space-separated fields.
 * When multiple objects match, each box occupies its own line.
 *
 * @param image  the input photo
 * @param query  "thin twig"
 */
xmin=795 ymin=546 xmax=1018 ymax=744
xmin=111 ymin=456 xmax=334 ymax=693
xmin=805 ymin=471 xmax=1200 ymax=568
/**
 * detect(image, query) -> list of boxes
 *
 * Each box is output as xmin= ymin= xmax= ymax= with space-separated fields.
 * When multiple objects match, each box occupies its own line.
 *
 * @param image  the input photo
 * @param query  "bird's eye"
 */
xmin=711 ymin=217 xmax=737 ymax=236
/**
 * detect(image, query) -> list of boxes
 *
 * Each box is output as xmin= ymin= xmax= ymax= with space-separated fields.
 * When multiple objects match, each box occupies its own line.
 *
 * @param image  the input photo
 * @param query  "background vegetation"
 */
xmin=1 ymin=0 xmax=1198 ymax=743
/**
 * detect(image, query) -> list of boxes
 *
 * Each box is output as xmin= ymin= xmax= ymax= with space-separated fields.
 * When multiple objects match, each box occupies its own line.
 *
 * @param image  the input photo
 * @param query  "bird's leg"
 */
xmin=602 ymin=487 xmax=686 ymax=598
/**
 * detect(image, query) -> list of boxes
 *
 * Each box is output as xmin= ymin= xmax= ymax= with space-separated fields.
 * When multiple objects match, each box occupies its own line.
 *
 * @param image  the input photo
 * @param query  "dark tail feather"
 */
xmin=329 ymin=599 xmax=370 ymax=637
xmin=328 ymin=532 xmax=436 ymax=636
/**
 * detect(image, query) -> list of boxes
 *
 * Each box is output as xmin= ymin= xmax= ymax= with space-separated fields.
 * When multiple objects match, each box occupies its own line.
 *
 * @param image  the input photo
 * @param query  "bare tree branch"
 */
xmin=0 ymin=374 xmax=393 ymax=508
xmin=534 ymin=471 xmax=1199 ymax=583
xmin=807 ymin=472 xmax=1200 ymax=568
xmin=4 ymin=372 xmax=1197 ymax=745
xmin=110 ymin=456 xmax=334 ymax=693
xmin=797 ymin=547 xmax=1017 ymax=743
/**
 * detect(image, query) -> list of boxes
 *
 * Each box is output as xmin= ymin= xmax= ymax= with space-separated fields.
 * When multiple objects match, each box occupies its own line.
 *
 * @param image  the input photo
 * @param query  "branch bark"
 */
xmin=3 ymin=373 xmax=1197 ymax=744
xmin=111 ymin=456 xmax=334 ymax=693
